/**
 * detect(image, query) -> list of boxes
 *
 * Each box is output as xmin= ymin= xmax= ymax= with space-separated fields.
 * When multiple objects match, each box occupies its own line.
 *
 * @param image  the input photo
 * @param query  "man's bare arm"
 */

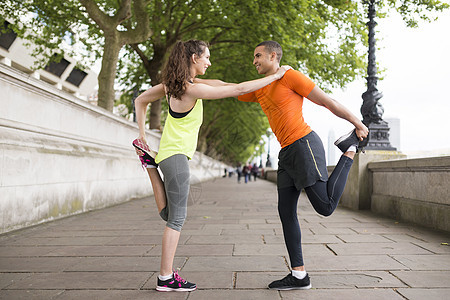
xmin=307 ymin=86 xmax=368 ymax=140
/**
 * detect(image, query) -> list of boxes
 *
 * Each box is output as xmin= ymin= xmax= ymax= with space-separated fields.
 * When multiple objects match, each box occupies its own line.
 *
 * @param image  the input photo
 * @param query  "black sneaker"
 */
xmin=156 ymin=271 xmax=197 ymax=292
xmin=334 ymin=129 xmax=360 ymax=153
xmin=268 ymin=273 xmax=312 ymax=290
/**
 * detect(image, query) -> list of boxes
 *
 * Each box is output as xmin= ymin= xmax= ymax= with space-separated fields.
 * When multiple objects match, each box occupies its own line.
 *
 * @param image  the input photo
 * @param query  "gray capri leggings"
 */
xmin=158 ymin=154 xmax=190 ymax=232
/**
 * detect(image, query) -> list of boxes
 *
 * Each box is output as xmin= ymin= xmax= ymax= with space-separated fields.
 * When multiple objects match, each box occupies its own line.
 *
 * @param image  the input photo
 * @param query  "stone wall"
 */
xmin=369 ymin=156 xmax=450 ymax=232
xmin=0 ymin=64 xmax=226 ymax=234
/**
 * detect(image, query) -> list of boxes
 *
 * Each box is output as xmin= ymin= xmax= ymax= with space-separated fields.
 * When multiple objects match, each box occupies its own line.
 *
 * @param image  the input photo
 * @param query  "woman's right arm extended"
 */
xmin=135 ymin=84 xmax=165 ymax=139
xmin=187 ymin=65 xmax=292 ymax=100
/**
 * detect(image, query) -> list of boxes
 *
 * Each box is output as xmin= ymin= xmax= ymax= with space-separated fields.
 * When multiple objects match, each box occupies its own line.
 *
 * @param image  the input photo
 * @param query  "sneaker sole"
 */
xmin=269 ymin=284 xmax=312 ymax=290
xmin=334 ymin=130 xmax=353 ymax=146
xmin=156 ymin=286 xmax=197 ymax=292
xmin=132 ymin=139 xmax=157 ymax=158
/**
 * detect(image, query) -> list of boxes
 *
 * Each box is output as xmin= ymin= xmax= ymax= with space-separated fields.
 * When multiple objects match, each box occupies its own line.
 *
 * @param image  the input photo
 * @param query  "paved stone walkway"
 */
xmin=1 ymin=176 xmax=449 ymax=299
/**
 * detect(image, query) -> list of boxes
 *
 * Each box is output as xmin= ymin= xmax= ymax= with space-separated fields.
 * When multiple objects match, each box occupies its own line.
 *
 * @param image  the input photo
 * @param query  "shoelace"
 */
xmin=173 ymin=271 xmax=187 ymax=284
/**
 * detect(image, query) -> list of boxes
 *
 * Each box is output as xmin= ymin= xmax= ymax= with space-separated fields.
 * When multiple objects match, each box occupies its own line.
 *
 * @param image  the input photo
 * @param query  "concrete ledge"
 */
xmin=264 ymin=169 xmax=277 ymax=183
xmin=369 ymin=156 xmax=449 ymax=232
xmin=371 ymin=194 xmax=450 ymax=232
xmin=340 ymin=151 xmax=406 ymax=210
xmin=368 ymin=155 xmax=450 ymax=171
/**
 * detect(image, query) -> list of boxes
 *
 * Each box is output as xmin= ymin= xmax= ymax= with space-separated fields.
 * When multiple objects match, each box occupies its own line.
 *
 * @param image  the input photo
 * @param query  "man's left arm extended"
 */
xmin=307 ymin=86 xmax=368 ymax=140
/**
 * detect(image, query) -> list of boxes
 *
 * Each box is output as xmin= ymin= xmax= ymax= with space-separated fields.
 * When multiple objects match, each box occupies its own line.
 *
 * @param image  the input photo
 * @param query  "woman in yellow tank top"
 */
xmin=133 ymin=39 xmax=290 ymax=292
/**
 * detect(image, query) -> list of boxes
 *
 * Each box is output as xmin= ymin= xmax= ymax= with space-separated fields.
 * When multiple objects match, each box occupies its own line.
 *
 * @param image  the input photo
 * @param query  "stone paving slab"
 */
xmin=56 ymin=290 xmax=187 ymax=300
xmin=301 ymin=255 xmax=408 ymax=271
xmin=182 ymin=256 xmax=288 ymax=272
xmin=188 ymin=289 xmax=280 ymax=300
xmin=336 ymin=234 xmax=393 ymax=243
xmin=185 ymin=234 xmax=264 ymax=245
xmin=328 ymin=242 xmax=433 ymax=255
xmin=65 ymin=257 xmax=186 ymax=272
xmin=0 ymin=246 xmax=60 ymax=257
xmin=233 ymin=243 xmax=332 ymax=256
xmin=0 ymin=257 xmax=82 ymax=272
xmin=1 ymin=176 xmax=449 ymax=299
xmin=391 ymin=255 xmax=450 ymax=270
xmin=0 ymin=273 xmax=31 ymax=289
xmin=7 ymin=236 xmax=117 ymax=246
xmin=5 ymin=271 xmax=150 ymax=290
xmin=147 ymin=244 xmax=234 ymax=256
xmin=396 ymin=288 xmax=450 ymax=300
xmin=391 ymin=271 xmax=450 ymax=287
xmin=412 ymin=241 xmax=450 ymax=254
xmin=280 ymin=288 xmax=405 ymax=300
xmin=0 ymin=290 xmax=64 ymax=299
xmin=264 ymin=234 xmax=342 ymax=244
xmin=235 ymin=271 xmax=406 ymax=289
xmin=45 ymin=245 xmax=154 ymax=257
xmin=106 ymin=235 xmax=190 ymax=245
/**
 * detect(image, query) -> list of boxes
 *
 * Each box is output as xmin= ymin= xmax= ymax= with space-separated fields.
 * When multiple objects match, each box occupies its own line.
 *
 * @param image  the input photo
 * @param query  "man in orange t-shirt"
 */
xmin=238 ymin=41 xmax=368 ymax=290
xmin=194 ymin=40 xmax=368 ymax=290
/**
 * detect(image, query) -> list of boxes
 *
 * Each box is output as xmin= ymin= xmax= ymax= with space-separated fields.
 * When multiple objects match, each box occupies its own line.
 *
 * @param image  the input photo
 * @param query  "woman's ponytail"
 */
xmin=161 ymin=40 xmax=209 ymax=99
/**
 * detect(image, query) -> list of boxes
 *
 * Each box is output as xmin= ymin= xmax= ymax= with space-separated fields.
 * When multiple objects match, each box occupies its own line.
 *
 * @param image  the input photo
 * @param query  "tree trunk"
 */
xmin=97 ymin=35 xmax=122 ymax=111
xmin=146 ymin=45 xmax=166 ymax=129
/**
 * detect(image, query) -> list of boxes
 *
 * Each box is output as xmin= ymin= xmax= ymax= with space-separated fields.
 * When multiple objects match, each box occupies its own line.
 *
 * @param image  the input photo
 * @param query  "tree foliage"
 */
xmin=1 ymin=0 xmax=448 ymax=163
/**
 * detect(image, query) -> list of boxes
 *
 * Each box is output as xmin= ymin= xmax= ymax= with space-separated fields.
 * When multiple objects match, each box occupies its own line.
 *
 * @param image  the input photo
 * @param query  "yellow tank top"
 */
xmin=155 ymin=99 xmax=203 ymax=164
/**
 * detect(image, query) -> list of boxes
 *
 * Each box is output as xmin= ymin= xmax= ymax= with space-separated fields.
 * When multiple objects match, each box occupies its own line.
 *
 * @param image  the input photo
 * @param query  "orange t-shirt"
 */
xmin=238 ymin=69 xmax=316 ymax=148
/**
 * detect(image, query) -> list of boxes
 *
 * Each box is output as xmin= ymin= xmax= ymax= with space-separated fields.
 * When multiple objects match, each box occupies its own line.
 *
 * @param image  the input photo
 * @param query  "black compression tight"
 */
xmin=278 ymin=155 xmax=353 ymax=267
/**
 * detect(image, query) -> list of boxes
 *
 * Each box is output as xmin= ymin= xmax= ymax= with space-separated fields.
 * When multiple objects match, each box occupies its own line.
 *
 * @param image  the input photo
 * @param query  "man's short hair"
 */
xmin=256 ymin=41 xmax=283 ymax=62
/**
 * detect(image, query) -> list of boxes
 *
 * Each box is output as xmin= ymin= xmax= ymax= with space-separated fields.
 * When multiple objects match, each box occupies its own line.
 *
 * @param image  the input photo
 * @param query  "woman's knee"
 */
xmin=166 ymin=213 xmax=187 ymax=231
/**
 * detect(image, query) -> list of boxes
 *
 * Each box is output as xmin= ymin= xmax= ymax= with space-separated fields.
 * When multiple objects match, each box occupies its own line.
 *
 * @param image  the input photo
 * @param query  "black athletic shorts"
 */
xmin=277 ymin=131 xmax=328 ymax=190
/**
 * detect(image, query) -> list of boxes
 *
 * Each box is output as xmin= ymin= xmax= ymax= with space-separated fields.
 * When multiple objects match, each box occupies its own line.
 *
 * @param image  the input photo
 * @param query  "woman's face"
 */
xmin=194 ymin=47 xmax=211 ymax=76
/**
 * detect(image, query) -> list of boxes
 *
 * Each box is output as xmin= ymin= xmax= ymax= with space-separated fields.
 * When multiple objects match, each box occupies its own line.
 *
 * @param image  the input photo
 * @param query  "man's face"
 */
xmin=253 ymin=46 xmax=276 ymax=75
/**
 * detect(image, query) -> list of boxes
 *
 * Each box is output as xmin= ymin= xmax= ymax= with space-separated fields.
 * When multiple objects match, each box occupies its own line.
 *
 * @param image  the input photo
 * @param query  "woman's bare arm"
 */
xmin=188 ymin=66 xmax=291 ymax=100
xmin=135 ymin=84 xmax=165 ymax=138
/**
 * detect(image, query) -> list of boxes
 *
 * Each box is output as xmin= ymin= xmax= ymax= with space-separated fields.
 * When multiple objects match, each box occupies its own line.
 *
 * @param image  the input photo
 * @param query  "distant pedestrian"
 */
xmin=227 ymin=167 xmax=234 ymax=177
xmin=251 ymin=163 xmax=259 ymax=181
xmin=242 ymin=165 xmax=250 ymax=183
xmin=236 ymin=163 xmax=242 ymax=183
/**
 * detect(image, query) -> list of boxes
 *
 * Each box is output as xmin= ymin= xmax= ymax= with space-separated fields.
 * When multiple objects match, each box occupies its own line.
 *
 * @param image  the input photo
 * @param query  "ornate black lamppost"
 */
xmin=360 ymin=0 xmax=396 ymax=150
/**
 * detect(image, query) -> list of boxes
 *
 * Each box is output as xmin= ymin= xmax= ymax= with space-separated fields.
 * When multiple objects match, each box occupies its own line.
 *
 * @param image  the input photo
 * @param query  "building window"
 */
xmin=66 ymin=67 xmax=87 ymax=87
xmin=0 ymin=21 xmax=18 ymax=50
xmin=44 ymin=56 xmax=70 ymax=77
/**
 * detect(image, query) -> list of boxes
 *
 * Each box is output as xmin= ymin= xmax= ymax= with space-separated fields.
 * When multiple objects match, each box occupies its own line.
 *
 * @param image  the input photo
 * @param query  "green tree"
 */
xmin=1 ymin=0 xmax=151 ymax=111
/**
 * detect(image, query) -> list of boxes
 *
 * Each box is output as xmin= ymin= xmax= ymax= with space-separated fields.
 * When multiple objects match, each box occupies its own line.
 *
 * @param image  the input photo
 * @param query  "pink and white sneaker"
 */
xmin=156 ymin=271 xmax=197 ymax=292
xmin=132 ymin=139 xmax=158 ymax=168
